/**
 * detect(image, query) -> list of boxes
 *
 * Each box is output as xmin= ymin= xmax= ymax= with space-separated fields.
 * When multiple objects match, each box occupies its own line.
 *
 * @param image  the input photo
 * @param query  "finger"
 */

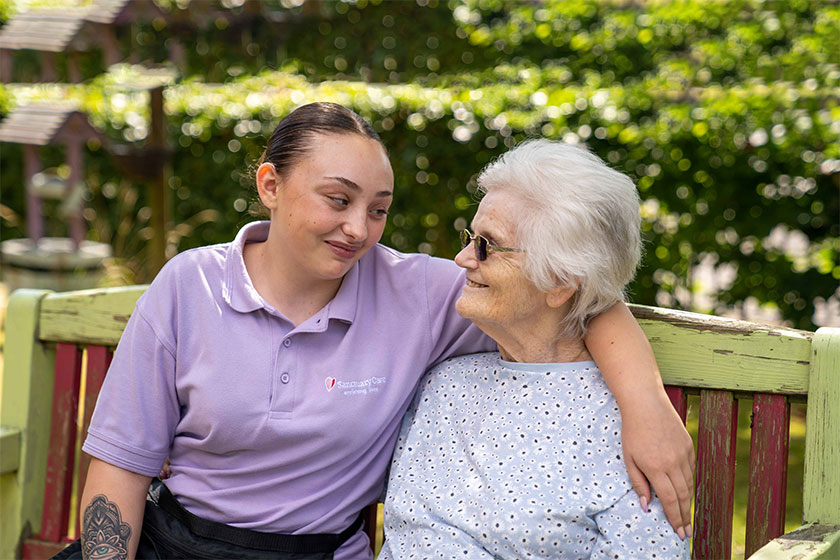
xmin=681 ymin=436 xmax=696 ymax=535
xmin=680 ymin=454 xmax=694 ymax=525
xmin=673 ymin=472 xmax=692 ymax=533
xmin=649 ymin=473 xmax=684 ymax=533
xmin=625 ymin=460 xmax=651 ymax=513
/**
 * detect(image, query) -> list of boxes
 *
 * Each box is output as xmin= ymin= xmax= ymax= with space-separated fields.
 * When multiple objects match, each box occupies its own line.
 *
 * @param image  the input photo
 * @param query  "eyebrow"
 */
xmin=326 ymin=176 xmax=393 ymax=198
xmin=471 ymin=222 xmax=504 ymax=245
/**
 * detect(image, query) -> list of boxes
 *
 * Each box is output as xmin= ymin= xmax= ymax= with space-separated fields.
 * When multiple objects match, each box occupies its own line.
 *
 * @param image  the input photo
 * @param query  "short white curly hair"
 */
xmin=476 ymin=139 xmax=642 ymax=339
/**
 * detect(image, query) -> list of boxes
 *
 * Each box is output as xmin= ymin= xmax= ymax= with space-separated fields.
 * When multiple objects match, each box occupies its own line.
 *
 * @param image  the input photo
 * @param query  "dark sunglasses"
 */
xmin=460 ymin=229 xmax=522 ymax=261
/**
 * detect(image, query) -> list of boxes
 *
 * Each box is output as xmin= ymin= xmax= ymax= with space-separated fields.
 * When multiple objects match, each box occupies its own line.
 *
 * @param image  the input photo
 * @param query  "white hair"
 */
xmin=476 ymin=139 xmax=642 ymax=339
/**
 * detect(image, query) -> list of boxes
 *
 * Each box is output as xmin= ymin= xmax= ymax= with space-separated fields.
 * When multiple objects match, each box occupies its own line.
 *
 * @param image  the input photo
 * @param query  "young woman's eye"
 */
xmin=328 ymin=196 xmax=349 ymax=206
xmin=371 ymin=208 xmax=388 ymax=217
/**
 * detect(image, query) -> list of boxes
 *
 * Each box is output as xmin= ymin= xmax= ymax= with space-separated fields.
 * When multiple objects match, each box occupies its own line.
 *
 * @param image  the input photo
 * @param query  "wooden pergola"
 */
xmin=0 ymin=0 xmax=167 ymax=83
xmin=0 ymin=104 xmax=105 ymax=247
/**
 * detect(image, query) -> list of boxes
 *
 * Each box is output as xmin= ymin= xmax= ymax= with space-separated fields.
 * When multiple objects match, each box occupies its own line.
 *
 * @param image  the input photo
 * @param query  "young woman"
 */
xmin=63 ymin=103 xmax=692 ymax=560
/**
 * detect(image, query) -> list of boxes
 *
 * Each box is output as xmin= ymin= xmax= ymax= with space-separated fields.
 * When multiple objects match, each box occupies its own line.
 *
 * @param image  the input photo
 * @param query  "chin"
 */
xmin=455 ymin=296 xmax=479 ymax=322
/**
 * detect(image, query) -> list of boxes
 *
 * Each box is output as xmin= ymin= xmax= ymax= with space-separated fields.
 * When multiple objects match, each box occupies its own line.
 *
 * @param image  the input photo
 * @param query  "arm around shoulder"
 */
xmin=79 ymin=457 xmax=152 ymax=560
xmin=584 ymin=301 xmax=695 ymax=538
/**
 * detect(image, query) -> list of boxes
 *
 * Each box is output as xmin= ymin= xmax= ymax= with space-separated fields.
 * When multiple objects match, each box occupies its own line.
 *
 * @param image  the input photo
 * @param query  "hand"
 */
xmin=159 ymin=457 xmax=172 ymax=479
xmin=621 ymin=391 xmax=695 ymax=539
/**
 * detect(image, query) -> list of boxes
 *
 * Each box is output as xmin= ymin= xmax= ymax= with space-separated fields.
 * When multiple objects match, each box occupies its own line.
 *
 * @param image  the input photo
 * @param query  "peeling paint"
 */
xmin=779 ymin=524 xmax=840 ymax=542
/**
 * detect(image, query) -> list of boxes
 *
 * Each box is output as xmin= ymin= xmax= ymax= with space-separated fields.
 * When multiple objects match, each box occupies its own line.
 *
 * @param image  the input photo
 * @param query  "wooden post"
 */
xmin=0 ymin=290 xmax=55 ymax=559
xmin=693 ymin=390 xmax=738 ymax=560
xmin=745 ymin=394 xmax=790 ymax=556
xmin=147 ymin=86 xmax=169 ymax=274
xmin=804 ymin=327 xmax=840 ymax=524
xmin=75 ymin=345 xmax=111 ymax=531
xmin=100 ymin=25 xmax=121 ymax=67
xmin=665 ymin=386 xmax=688 ymax=424
xmin=0 ymin=49 xmax=12 ymax=83
xmin=38 ymin=343 xmax=82 ymax=543
xmin=65 ymin=139 xmax=86 ymax=249
xmin=67 ymin=52 xmax=81 ymax=83
xmin=24 ymin=145 xmax=43 ymax=242
xmin=39 ymin=52 xmax=58 ymax=82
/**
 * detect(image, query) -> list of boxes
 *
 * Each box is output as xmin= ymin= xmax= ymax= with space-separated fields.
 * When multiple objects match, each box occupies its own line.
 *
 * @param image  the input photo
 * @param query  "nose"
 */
xmin=342 ymin=208 xmax=368 ymax=242
xmin=454 ymin=241 xmax=477 ymax=269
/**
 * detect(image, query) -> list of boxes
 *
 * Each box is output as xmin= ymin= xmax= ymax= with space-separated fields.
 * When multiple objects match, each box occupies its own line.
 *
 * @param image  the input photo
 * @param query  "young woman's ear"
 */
xmin=256 ymin=163 xmax=282 ymax=210
xmin=546 ymin=285 xmax=577 ymax=309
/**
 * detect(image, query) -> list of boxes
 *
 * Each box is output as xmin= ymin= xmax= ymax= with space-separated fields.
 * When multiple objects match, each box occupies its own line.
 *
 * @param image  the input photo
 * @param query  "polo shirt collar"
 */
xmin=222 ymin=220 xmax=360 ymax=325
xmin=326 ymin=255 xmax=359 ymax=324
xmin=223 ymin=221 xmax=270 ymax=314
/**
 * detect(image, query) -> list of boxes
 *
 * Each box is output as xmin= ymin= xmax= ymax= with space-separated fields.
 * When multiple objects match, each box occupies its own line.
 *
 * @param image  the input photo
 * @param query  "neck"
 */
xmin=478 ymin=313 xmax=591 ymax=364
xmin=243 ymin=232 xmax=343 ymax=326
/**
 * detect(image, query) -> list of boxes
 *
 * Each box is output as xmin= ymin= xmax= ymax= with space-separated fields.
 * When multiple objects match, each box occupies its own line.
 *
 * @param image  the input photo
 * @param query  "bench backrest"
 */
xmin=2 ymin=287 xmax=839 ymax=559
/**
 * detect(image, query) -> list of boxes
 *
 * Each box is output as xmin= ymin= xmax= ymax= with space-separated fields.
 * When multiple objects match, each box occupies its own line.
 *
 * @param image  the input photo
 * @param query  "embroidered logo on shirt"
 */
xmin=325 ymin=376 xmax=386 ymax=395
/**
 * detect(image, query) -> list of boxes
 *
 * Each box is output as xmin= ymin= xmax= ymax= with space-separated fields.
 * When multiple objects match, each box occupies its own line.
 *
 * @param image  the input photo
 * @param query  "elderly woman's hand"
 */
xmin=584 ymin=302 xmax=695 ymax=538
xmin=621 ymin=390 xmax=695 ymax=538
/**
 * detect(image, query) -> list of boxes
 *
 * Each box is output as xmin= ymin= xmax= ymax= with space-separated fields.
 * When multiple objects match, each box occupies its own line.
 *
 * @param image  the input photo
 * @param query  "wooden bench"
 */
xmin=2 ymin=286 xmax=838 ymax=559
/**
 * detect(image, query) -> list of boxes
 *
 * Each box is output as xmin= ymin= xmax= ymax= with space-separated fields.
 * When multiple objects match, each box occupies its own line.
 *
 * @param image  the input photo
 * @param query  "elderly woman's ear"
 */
xmin=546 ymin=285 xmax=577 ymax=309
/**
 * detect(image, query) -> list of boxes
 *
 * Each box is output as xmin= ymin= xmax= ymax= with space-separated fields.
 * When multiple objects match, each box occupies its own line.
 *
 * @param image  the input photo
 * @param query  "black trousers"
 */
xmin=52 ymin=480 xmax=363 ymax=560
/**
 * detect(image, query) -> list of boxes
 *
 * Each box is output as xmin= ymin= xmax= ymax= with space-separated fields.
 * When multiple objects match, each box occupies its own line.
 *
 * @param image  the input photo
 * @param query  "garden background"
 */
xmin=0 ymin=0 xmax=838 ymax=558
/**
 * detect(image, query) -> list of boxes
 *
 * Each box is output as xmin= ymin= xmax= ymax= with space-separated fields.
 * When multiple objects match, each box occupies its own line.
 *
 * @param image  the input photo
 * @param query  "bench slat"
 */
xmin=39 ymin=343 xmax=82 ymax=543
xmin=745 ymin=394 xmax=790 ymax=557
xmin=632 ymin=305 xmax=812 ymax=395
xmin=38 ymin=286 xmax=147 ymax=346
xmin=693 ymin=390 xmax=738 ymax=560
xmin=665 ymin=386 xmax=687 ymax=423
xmin=74 ymin=345 xmax=112 ymax=537
xmin=804 ymin=327 xmax=840 ymax=525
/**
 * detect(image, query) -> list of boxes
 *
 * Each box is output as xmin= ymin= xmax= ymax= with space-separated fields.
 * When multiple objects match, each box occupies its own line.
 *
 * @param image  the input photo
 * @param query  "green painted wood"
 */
xmin=38 ymin=285 xmax=147 ymax=345
xmin=749 ymin=524 xmax=840 ymax=559
xmin=0 ymin=289 xmax=55 ymax=560
xmin=803 ymin=327 xmax=840 ymax=525
xmin=0 ymin=427 xmax=21 ymax=474
xmin=630 ymin=305 xmax=813 ymax=395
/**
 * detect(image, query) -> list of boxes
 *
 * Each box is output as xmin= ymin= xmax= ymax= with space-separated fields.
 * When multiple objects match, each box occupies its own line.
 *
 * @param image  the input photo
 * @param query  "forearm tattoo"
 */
xmin=81 ymin=495 xmax=132 ymax=560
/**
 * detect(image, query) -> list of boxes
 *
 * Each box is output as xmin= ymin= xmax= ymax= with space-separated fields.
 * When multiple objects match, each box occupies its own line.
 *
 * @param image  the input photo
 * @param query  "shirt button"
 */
xmin=283 ymin=339 xmax=292 ymax=347
xmin=280 ymin=373 xmax=290 ymax=384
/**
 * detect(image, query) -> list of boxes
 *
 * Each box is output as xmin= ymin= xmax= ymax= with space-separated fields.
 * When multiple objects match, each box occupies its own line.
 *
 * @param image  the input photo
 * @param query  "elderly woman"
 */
xmin=379 ymin=140 xmax=690 ymax=559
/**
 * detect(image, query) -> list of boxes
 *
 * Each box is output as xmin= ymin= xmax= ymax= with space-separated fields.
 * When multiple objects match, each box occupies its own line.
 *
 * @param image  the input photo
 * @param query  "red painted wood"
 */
xmin=22 ymin=537 xmax=73 ymax=559
xmin=665 ymin=385 xmax=688 ymax=424
xmin=364 ymin=503 xmax=379 ymax=547
xmin=693 ymin=390 xmax=738 ymax=560
xmin=39 ymin=343 xmax=82 ymax=543
xmin=74 ymin=345 xmax=112 ymax=537
xmin=745 ymin=394 xmax=790 ymax=557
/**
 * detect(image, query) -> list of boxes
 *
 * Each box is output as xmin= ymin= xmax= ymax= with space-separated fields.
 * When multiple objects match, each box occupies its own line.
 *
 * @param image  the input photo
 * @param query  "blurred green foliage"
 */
xmin=0 ymin=0 xmax=837 ymax=330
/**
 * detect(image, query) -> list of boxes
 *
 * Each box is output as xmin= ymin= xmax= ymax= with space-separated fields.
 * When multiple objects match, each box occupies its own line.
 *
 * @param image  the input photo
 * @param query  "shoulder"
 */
xmin=420 ymin=352 xmax=500 ymax=390
xmin=364 ymin=244 xmax=458 ymax=274
xmin=359 ymin=244 xmax=463 ymax=294
xmin=137 ymin=242 xmax=230 ymax=314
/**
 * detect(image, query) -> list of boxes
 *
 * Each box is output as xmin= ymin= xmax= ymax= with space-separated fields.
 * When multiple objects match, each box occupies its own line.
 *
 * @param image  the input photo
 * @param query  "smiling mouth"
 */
xmin=326 ymin=241 xmax=361 ymax=259
xmin=466 ymin=279 xmax=488 ymax=288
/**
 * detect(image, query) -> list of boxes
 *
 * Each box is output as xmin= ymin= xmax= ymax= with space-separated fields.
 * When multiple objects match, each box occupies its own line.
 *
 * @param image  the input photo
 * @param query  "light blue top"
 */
xmin=381 ymin=352 xmax=689 ymax=559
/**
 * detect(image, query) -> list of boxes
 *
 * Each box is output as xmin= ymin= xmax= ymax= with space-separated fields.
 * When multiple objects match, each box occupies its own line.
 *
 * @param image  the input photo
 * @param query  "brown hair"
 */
xmin=258 ymin=102 xmax=384 ymax=178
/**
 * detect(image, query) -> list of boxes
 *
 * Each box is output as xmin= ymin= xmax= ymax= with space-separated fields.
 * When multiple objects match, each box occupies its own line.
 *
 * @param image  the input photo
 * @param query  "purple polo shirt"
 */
xmin=83 ymin=221 xmax=493 ymax=559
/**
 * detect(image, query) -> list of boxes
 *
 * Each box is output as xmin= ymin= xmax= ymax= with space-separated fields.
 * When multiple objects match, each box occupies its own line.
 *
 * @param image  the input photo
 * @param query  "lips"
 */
xmin=466 ymin=278 xmax=488 ymax=288
xmin=326 ymin=241 xmax=362 ymax=259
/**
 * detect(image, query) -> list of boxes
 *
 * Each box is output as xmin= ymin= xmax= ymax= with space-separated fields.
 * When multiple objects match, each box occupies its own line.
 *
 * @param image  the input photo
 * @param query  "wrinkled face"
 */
xmin=266 ymin=132 xmax=394 ymax=282
xmin=454 ymin=189 xmax=548 ymax=334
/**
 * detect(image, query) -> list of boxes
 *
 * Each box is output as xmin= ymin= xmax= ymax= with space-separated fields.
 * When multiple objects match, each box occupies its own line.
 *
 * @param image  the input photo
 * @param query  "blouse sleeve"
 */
xmin=82 ymin=277 xmax=182 ymax=477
